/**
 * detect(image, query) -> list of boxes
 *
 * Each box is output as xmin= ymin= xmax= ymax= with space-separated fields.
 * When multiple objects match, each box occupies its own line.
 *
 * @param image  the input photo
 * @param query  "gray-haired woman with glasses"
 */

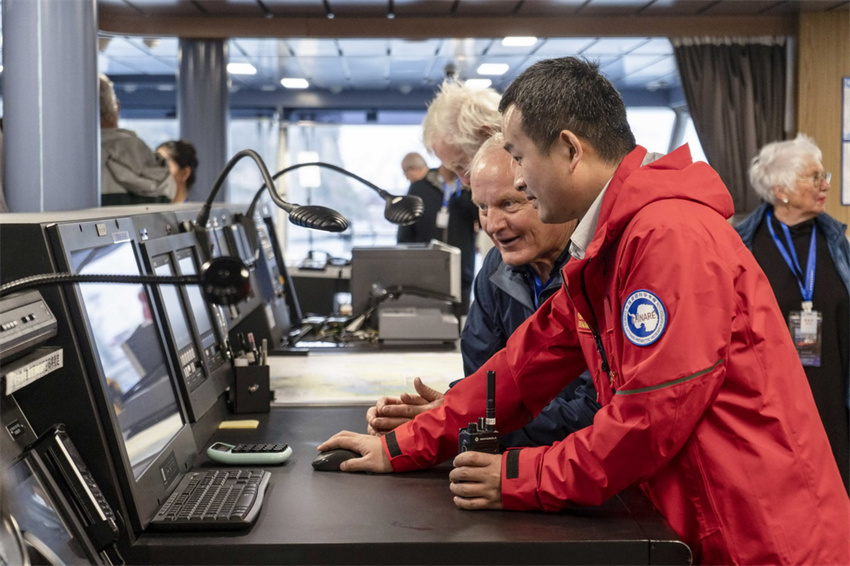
xmin=737 ymin=133 xmax=849 ymax=491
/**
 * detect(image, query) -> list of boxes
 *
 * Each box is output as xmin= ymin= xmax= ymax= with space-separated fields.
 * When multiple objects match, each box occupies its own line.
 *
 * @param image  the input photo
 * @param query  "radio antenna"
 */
xmin=485 ymin=370 xmax=496 ymax=432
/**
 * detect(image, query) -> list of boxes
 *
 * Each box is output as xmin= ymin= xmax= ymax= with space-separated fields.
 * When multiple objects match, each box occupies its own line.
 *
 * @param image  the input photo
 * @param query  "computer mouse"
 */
xmin=311 ymin=448 xmax=361 ymax=472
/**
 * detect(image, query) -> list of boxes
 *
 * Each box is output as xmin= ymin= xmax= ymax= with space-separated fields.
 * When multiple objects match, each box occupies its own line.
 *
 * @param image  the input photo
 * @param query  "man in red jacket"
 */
xmin=318 ymin=57 xmax=850 ymax=565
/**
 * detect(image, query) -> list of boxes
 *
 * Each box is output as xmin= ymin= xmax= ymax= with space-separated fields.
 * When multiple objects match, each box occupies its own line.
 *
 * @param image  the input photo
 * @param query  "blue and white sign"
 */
xmin=622 ymin=289 xmax=667 ymax=346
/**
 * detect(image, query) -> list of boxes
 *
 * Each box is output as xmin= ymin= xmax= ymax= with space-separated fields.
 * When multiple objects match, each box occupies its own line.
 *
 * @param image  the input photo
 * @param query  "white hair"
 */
xmin=421 ymin=80 xmax=502 ymax=160
xmin=748 ymin=133 xmax=822 ymax=204
xmin=99 ymin=73 xmax=119 ymax=125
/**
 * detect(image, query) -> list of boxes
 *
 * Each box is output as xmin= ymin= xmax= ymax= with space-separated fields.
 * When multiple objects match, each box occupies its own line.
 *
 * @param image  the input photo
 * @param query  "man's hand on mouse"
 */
xmin=449 ymin=451 xmax=503 ymax=510
xmin=366 ymin=377 xmax=445 ymax=436
xmin=317 ymin=431 xmax=393 ymax=473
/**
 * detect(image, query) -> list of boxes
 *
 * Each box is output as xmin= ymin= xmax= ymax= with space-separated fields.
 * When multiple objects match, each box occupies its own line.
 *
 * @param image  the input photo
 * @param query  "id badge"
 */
xmin=436 ymin=207 xmax=449 ymax=229
xmin=788 ymin=309 xmax=822 ymax=367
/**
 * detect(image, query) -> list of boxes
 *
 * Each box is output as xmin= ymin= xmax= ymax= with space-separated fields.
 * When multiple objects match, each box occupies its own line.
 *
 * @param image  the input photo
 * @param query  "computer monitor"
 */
xmin=173 ymin=247 xmax=229 ymax=374
xmin=139 ymin=232 xmax=231 ymax=423
xmin=350 ymin=241 xmax=462 ymax=317
xmin=223 ymin=222 xmax=255 ymax=268
xmin=211 ymin=226 xmax=232 ymax=258
xmin=2 ymin=453 xmax=102 ymax=564
xmin=46 ymin=218 xmax=198 ymax=536
xmin=260 ymin=213 xmax=302 ymax=326
xmin=245 ymin=214 xmax=301 ymax=346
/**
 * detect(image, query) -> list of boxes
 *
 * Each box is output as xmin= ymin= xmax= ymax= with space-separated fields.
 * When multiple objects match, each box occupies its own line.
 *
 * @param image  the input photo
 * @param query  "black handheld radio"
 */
xmin=458 ymin=370 xmax=500 ymax=454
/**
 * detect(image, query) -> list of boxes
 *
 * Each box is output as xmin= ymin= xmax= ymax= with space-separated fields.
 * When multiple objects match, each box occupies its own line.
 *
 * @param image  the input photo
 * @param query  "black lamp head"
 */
xmin=199 ymin=256 xmax=251 ymax=306
xmin=286 ymin=204 xmax=349 ymax=232
xmin=247 ymin=161 xmax=420 ymax=229
xmin=383 ymin=194 xmax=424 ymax=226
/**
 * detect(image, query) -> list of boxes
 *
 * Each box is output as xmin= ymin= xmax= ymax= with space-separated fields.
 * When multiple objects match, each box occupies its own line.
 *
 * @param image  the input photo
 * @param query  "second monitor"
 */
xmin=350 ymin=241 xmax=461 ymax=344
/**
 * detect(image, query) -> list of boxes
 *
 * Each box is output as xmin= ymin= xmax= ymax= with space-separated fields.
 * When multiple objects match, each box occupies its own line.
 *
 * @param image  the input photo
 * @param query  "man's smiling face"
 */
xmin=471 ymin=142 xmax=573 ymax=272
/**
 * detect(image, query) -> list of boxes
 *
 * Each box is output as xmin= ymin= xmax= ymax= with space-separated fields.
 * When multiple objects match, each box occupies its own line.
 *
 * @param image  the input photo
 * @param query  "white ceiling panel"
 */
xmin=532 ymin=38 xmax=600 ymax=56
xmin=337 ymin=39 xmax=392 ymax=56
xmin=583 ymin=38 xmax=654 ymax=56
xmin=389 ymin=39 xmax=443 ymax=57
xmin=284 ymin=39 xmax=341 ymax=58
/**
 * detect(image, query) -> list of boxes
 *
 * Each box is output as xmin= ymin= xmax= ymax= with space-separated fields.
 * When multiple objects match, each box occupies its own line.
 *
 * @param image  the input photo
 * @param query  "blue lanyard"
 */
xmin=441 ymin=178 xmax=462 ymax=207
xmin=766 ymin=210 xmax=816 ymax=304
xmin=531 ymin=271 xmax=545 ymax=309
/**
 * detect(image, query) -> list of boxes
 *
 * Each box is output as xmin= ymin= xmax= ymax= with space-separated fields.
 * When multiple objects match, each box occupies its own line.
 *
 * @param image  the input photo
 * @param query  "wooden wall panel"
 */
xmin=797 ymin=10 xmax=850 ymax=228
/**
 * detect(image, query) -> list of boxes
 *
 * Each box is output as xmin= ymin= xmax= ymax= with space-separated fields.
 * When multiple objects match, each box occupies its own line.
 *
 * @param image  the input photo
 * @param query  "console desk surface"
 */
xmin=130 ymin=405 xmax=691 ymax=565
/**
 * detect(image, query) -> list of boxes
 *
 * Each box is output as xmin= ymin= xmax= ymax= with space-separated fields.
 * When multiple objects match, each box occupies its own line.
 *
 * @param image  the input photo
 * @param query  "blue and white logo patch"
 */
xmin=622 ymin=290 xmax=667 ymax=346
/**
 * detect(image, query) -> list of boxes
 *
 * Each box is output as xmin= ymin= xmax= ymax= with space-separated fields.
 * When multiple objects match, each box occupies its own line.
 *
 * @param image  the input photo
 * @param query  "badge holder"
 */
xmin=788 ymin=306 xmax=823 ymax=367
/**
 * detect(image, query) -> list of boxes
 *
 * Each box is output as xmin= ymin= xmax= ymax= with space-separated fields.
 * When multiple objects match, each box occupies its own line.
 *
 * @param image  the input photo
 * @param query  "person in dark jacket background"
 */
xmin=397 ymin=153 xmax=450 ymax=244
xmin=736 ymin=133 xmax=849 ymax=490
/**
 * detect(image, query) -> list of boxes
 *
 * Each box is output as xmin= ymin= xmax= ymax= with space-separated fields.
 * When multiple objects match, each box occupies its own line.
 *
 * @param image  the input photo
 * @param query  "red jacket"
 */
xmin=384 ymin=146 xmax=850 ymax=565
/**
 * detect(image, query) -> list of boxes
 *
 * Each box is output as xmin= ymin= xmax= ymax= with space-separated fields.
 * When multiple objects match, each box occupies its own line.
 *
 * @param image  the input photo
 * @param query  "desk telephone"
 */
xmin=28 ymin=424 xmax=121 ymax=558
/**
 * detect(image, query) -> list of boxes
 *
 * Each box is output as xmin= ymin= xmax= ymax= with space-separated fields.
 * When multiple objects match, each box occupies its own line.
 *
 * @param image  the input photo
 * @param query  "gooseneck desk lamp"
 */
xmin=244 ymin=161 xmax=424 ymax=226
xmin=196 ymin=150 xmax=350 ymax=237
xmin=190 ymin=150 xmax=350 ymax=268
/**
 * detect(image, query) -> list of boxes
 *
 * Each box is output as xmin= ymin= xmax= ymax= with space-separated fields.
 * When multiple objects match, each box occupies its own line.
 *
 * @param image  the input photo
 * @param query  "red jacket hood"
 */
xmin=586 ymin=145 xmax=734 ymax=258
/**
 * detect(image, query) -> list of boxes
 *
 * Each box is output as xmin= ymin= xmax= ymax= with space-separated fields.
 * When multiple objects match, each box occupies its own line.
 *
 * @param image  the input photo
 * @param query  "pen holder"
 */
xmin=231 ymin=363 xmax=271 ymax=414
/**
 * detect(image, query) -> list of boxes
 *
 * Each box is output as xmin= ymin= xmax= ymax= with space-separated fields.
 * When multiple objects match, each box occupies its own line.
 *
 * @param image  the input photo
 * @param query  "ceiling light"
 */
xmin=281 ymin=78 xmax=310 ymax=89
xmin=502 ymin=36 xmax=537 ymax=47
xmin=227 ymin=63 xmax=257 ymax=75
xmin=465 ymin=79 xmax=492 ymax=90
xmin=476 ymin=63 xmax=509 ymax=76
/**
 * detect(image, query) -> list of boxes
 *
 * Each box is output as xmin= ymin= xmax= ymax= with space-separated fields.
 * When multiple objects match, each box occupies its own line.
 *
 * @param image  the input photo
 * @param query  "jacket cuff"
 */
xmin=500 ymin=447 xmax=544 ymax=510
xmin=381 ymin=429 xmax=425 ymax=472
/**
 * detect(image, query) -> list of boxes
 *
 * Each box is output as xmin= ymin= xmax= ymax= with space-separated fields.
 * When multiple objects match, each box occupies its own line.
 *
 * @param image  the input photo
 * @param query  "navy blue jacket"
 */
xmin=461 ymin=245 xmax=600 ymax=448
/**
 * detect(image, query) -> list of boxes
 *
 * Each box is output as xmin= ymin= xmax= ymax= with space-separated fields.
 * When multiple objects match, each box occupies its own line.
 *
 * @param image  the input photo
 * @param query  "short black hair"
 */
xmin=157 ymin=140 xmax=199 ymax=189
xmin=499 ymin=57 xmax=635 ymax=163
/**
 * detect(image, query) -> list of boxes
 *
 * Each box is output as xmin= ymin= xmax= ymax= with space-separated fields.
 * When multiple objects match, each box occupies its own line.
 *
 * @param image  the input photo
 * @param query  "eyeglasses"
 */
xmin=804 ymin=171 xmax=832 ymax=185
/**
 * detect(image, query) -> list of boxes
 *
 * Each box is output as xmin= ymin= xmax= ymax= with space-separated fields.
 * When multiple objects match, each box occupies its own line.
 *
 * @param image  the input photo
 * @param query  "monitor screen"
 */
xmin=152 ymin=260 xmax=193 ymax=351
xmin=350 ymin=241 xmax=462 ymax=316
xmin=176 ymin=252 xmax=214 ymax=336
xmin=69 ymin=241 xmax=183 ymax=479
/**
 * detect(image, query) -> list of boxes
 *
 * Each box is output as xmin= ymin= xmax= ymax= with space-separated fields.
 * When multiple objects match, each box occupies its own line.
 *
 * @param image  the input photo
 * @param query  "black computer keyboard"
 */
xmin=149 ymin=469 xmax=270 ymax=531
